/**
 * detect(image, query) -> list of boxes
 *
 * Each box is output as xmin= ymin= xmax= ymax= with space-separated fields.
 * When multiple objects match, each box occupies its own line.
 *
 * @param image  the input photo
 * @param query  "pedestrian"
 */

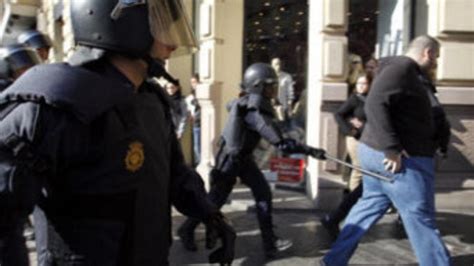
xmin=321 ymin=35 xmax=451 ymax=266
xmin=165 ymin=81 xmax=189 ymax=139
xmin=0 ymin=1 xmax=235 ymax=265
xmin=185 ymin=73 xmax=202 ymax=167
xmin=17 ymin=29 xmax=52 ymax=61
xmin=0 ymin=44 xmax=41 ymax=266
xmin=178 ymin=63 xmax=325 ymax=258
xmin=271 ymin=57 xmax=295 ymax=122
xmin=320 ymin=73 xmax=372 ymax=239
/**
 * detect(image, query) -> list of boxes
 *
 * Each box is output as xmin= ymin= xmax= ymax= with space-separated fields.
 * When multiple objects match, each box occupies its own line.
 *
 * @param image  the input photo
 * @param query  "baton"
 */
xmin=302 ymin=145 xmax=393 ymax=182
xmin=323 ymin=153 xmax=393 ymax=182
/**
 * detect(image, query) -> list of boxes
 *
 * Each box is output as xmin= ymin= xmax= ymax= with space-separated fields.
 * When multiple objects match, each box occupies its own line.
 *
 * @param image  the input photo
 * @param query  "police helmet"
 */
xmin=17 ymin=30 xmax=52 ymax=49
xmin=0 ymin=44 xmax=41 ymax=78
xmin=241 ymin=63 xmax=278 ymax=95
xmin=71 ymin=0 xmax=197 ymax=58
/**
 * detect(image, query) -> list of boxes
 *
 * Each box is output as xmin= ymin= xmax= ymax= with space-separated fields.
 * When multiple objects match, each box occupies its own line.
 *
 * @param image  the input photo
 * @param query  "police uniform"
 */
xmin=0 ymin=58 xmax=224 ymax=265
xmin=177 ymin=63 xmax=313 ymax=257
xmin=0 ymin=44 xmax=41 ymax=266
xmin=1 ymin=0 xmax=238 ymax=264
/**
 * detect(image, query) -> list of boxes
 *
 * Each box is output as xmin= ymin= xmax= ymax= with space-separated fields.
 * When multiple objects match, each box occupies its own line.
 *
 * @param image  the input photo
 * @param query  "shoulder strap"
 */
xmin=1 ymin=63 xmax=134 ymax=123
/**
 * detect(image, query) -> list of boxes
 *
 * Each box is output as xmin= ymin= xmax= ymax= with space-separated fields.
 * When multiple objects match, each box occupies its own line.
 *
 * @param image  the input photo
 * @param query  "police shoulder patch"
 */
xmin=125 ymin=141 xmax=145 ymax=172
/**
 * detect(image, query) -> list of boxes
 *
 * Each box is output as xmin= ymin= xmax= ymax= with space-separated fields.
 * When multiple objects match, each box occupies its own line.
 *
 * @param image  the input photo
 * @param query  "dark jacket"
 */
xmin=216 ymin=94 xmax=283 ymax=172
xmin=361 ymin=56 xmax=449 ymax=157
xmin=334 ymin=93 xmax=367 ymax=139
xmin=0 ymin=61 xmax=215 ymax=265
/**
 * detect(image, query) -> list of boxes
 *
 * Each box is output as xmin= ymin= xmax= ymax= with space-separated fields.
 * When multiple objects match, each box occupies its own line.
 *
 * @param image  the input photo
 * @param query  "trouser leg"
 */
xmin=238 ymin=160 xmax=274 ymax=247
xmin=384 ymin=156 xmax=451 ymax=266
xmin=328 ymin=183 xmax=363 ymax=224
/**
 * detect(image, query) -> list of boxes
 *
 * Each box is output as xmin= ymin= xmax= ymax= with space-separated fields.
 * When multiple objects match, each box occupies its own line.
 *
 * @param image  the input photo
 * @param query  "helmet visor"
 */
xmin=148 ymin=0 xmax=198 ymax=57
xmin=111 ymin=0 xmax=197 ymax=57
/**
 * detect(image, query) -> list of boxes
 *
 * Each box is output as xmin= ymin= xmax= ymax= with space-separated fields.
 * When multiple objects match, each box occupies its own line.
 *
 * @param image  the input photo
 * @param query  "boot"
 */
xmin=205 ymin=223 xmax=218 ymax=250
xmin=177 ymin=219 xmax=199 ymax=251
xmin=264 ymin=236 xmax=293 ymax=259
xmin=320 ymin=214 xmax=340 ymax=241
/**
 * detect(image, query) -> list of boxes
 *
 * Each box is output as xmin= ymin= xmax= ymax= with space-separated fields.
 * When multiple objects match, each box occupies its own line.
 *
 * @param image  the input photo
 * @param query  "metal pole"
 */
xmin=324 ymin=154 xmax=393 ymax=183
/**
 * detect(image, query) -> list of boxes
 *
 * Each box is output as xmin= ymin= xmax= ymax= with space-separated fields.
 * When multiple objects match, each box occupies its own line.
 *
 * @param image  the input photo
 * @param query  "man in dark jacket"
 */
xmin=0 ymin=1 xmax=235 ymax=265
xmin=322 ymin=35 xmax=451 ymax=266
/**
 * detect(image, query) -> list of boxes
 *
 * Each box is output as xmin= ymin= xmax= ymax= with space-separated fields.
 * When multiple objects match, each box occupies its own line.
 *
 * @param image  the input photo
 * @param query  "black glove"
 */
xmin=277 ymin=138 xmax=307 ymax=154
xmin=306 ymin=147 xmax=326 ymax=160
xmin=205 ymin=212 xmax=236 ymax=265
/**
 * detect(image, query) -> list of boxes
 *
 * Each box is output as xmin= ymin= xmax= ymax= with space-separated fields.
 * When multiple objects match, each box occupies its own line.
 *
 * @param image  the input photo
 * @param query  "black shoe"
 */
xmin=177 ymin=226 xmax=197 ymax=252
xmin=264 ymin=238 xmax=293 ymax=259
xmin=320 ymin=215 xmax=340 ymax=240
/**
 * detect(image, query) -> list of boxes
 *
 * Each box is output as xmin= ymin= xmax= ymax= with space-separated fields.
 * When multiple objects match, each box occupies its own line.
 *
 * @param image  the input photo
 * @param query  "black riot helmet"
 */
xmin=70 ymin=0 xmax=197 ymax=59
xmin=241 ymin=63 xmax=278 ymax=95
xmin=17 ymin=30 xmax=52 ymax=49
xmin=0 ymin=44 xmax=41 ymax=79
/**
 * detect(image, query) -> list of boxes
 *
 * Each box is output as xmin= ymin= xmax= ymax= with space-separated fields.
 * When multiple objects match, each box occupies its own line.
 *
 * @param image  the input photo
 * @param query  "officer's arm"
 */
xmin=169 ymin=134 xmax=217 ymax=220
xmin=244 ymin=110 xmax=283 ymax=145
xmin=0 ymin=102 xmax=48 ymax=237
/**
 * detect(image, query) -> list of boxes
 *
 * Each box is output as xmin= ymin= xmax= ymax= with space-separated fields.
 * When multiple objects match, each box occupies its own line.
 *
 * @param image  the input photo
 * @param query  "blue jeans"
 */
xmin=323 ymin=143 xmax=451 ymax=266
xmin=193 ymin=127 xmax=201 ymax=166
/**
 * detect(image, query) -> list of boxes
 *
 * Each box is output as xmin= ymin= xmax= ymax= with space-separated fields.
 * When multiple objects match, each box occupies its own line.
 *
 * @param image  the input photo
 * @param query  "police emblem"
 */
xmin=125 ymin=141 xmax=145 ymax=172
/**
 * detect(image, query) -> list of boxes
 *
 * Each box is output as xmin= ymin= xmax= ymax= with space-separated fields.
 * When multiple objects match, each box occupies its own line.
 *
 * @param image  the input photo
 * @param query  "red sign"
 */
xmin=270 ymin=157 xmax=305 ymax=183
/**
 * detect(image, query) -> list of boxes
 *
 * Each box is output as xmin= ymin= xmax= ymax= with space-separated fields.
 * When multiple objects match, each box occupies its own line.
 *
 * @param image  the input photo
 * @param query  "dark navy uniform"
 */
xmin=178 ymin=63 xmax=308 ymax=257
xmin=209 ymin=95 xmax=283 ymax=240
xmin=0 ymin=60 xmax=217 ymax=265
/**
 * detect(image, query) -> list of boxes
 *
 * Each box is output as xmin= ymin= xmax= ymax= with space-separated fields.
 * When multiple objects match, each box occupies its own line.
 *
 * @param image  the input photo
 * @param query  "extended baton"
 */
xmin=303 ymin=145 xmax=393 ymax=182
xmin=323 ymin=153 xmax=393 ymax=182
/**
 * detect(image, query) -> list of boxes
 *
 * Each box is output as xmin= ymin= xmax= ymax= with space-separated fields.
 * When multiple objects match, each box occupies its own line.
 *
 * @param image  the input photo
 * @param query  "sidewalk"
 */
xmin=170 ymin=184 xmax=474 ymax=266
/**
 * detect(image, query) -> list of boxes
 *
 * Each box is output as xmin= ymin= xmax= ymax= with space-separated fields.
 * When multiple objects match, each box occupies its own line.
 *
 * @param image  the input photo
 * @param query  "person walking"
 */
xmin=165 ymin=81 xmax=189 ymax=139
xmin=185 ymin=73 xmax=202 ymax=167
xmin=322 ymin=35 xmax=451 ymax=266
xmin=320 ymin=73 xmax=372 ymax=239
xmin=178 ymin=63 xmax=325 ymax=258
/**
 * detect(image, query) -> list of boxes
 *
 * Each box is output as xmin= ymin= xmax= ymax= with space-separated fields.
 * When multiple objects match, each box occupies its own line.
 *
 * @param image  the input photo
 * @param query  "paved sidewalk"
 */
xmin=26 ymin=185 xmax=474 ymax=265
xmin=170 ymin=185 xmax=474 ymax=266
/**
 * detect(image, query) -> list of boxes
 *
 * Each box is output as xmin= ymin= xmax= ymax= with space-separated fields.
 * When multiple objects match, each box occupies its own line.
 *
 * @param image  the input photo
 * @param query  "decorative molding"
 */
xmin=200 ymin=3 xmax=212 ymax=37
xmin=323 ymin=0 xmax=346 ymax=30
xmin=321 ymin=82 xmax=348 ymax=102
xmin=323 ymin=41 xmax=345 ymax=78
xmin=439 ymin=0 xmax=474 ymax=34
xmin=436 ymin=86 xmax=474 ymax=105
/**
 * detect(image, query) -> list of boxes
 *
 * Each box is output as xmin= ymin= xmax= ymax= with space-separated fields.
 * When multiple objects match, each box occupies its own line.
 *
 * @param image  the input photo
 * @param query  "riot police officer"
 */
xmin=17 ymin=30 xmax=52 ymax=61
xmin=0 ymin=44 xmax=41 ymax=266
xmin=0 ymin=1 xmax=234 ymax=265
xmin=178 ymin=63 xmax=325 ymax=258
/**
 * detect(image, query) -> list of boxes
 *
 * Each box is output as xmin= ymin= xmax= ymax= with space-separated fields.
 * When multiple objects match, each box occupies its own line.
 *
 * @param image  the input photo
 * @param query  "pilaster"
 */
xmin=196 ymin=0 xmax=244 ymax=188
xmin=307 ymin=0 xmax=348 ymax=209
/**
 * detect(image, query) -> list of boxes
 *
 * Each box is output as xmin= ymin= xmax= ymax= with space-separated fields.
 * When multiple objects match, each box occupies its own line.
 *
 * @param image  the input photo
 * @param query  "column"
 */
xmin=196 ymin=0 xmax=244 ymax=189
xmin=426 ymin=0 xmax=474 ymax=186
xmin=306 ymin=0 xmax=348 ymax=209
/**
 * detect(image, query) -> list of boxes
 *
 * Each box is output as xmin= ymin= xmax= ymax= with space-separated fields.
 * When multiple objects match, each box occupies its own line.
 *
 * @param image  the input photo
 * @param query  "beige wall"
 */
xmin=196 ymin=0 xmax=244 ymax=185
xmin=306 ymin=0 xmax=348 ymax=208
xmin=167 ymin=0 xmax=195 ymax=165
xmin=427 ymin=0 xmax=474 ymax=186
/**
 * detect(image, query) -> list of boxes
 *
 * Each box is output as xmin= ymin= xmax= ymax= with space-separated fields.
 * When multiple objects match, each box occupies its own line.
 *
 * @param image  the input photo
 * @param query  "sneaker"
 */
xmin=265 ymin=238 xmax=293 ymax=258
xmin=320 ymin=215 xmax=340 ymax=241
xmin=177 ymin=226 xmax=197 ymax=252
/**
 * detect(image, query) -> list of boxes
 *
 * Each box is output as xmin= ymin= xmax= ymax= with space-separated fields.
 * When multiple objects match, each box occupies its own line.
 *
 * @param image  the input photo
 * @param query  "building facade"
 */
xmin=1 ymin=0 xmax=472 ymax=208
